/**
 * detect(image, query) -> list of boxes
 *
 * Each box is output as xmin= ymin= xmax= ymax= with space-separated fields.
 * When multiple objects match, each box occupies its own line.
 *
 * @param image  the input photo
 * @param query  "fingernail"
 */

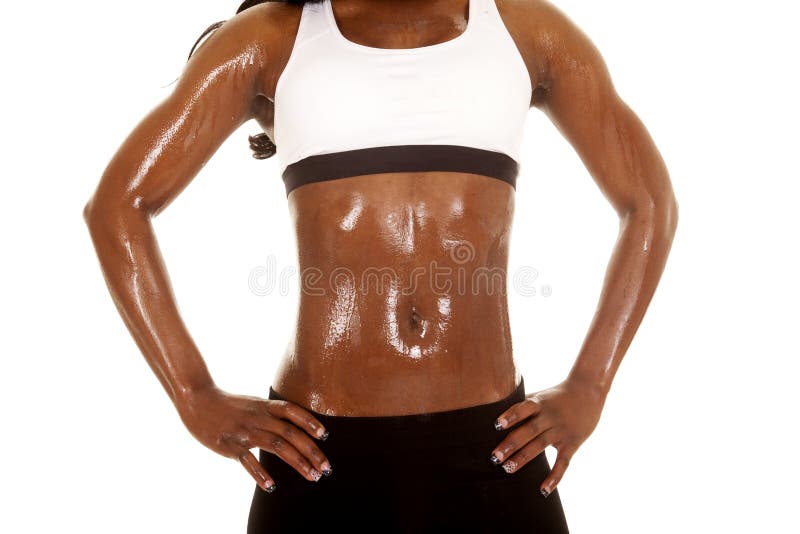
xmin=321 ymin=461 xmax=333 ymax=476
xmin=502 ymin=460 xmax=517 ymax=474
xmin=264 ymin=482 xmax=277 ymax=493
xmin=490 ymin=454 xmax=502 ymax=465
xmin=540 ymin=487 xmax=550 ymax=498
xmin=310 ymin=469 xmax=322 ymax=482
xmin=494 ymin=418 xmax=507 ymax=430
xmin=318 ymin=429 xmax=330 ymax=441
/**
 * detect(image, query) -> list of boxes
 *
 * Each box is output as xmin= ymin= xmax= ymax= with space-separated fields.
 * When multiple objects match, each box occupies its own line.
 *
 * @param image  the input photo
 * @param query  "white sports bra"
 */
xmin=273 ymin=0 xmax=532 ymax=195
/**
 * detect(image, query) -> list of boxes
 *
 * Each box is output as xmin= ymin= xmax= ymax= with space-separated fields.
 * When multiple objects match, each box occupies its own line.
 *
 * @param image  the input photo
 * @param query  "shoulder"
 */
xmin=496 ymin=0 xmax=613 ymax=99
xmin=497 ymin=0 xmax=591 ymax=47
xmin=186 ymin=2 xmax=304 ymax=97
xmin=234 ymin=0 xmax=304 ymax=38
xmin=192 ymin=1 xmax=300 ymax=56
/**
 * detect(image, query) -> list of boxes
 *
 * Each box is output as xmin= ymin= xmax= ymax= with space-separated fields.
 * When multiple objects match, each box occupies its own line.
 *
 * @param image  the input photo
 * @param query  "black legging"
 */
xmin=247 ymin=376 xmax=570 ymax=533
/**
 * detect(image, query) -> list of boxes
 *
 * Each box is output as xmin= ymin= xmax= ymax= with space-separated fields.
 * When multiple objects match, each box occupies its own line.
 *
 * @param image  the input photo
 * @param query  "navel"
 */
xmin=409 ymin=305 xmax=429 ymax=336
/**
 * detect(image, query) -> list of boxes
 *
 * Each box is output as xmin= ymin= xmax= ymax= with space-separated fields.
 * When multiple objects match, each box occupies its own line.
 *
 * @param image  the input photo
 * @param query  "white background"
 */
xmin=2 ymin=0 xmax=798 ymax=532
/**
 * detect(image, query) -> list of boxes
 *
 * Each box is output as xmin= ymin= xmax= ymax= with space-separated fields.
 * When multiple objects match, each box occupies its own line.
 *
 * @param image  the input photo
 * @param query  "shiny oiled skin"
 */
xmin=269 ymin=1 xmax=529 ymax=414
xmin=84 ymin=0 xmax=678 ymax=493
xmin=281 ymin=171 xmax=516 ymax=415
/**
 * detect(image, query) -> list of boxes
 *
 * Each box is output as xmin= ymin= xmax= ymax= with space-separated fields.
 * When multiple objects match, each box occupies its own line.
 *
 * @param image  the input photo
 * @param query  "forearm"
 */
xmin=566 ymin=203 xmax=678 ymax=397
xmin=84 ymin=202 xmax=216 ymax=410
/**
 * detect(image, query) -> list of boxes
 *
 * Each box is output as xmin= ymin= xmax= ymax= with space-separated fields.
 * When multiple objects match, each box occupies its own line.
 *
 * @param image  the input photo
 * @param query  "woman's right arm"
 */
xmin=83 ymin=4 xmax=331 ymax=491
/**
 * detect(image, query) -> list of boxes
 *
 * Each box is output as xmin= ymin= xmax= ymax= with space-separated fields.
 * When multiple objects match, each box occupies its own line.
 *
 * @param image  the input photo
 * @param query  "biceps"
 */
xmin=539 ymin=52 xmax=667 ymax=215
xmin=95 ymin=31 xmax=261 ymax=216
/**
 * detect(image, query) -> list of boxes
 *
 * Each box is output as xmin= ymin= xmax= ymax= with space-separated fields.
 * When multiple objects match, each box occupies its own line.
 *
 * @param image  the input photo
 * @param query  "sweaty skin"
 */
xmin=84 ymin=0 xmax=678 ymax=496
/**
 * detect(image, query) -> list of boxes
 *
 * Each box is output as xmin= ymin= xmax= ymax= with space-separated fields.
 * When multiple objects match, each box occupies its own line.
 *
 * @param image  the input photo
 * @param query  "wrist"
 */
xmin=565 ymin=371 xmax=610 ymax=401
xmin=172 ymin=379 xmax=217 ymax=413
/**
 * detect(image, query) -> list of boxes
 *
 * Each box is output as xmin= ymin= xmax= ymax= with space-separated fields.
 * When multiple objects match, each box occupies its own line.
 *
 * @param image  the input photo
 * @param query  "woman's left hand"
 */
xmin=489 ymin=376 xmax=607 ymax=497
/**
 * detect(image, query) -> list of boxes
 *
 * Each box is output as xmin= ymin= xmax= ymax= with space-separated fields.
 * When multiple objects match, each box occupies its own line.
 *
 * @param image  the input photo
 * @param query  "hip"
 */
xmin=247 ymin=376 xmax=570 ymax=533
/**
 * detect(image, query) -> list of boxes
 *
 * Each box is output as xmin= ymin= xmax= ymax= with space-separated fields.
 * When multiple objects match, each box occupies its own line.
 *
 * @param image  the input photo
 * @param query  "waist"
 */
xmin=273 ymin=345 xmax=517 ymax=416
xmin=268 ymin=376 xmax=526 ymax=449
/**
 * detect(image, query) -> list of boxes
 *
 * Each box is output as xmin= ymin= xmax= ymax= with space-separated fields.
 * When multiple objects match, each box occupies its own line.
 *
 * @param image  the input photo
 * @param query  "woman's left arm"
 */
xmin=490 ymin=0 xmax=679 ymax=497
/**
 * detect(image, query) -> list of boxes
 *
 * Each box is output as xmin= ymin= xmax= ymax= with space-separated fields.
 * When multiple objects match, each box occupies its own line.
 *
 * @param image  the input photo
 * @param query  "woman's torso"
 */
xmin=254 ymin=0 xmax=540 ymax=415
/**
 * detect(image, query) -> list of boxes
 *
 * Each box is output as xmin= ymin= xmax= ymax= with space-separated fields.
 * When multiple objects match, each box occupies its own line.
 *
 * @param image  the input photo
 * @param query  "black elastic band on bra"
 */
xmin=281 ymin=144 xmax=519 ymax=195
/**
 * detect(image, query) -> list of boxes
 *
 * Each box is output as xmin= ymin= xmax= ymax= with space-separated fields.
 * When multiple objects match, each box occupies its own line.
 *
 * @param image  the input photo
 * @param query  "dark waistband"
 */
xmin=268 ymin=377 xmax=526 ymax=448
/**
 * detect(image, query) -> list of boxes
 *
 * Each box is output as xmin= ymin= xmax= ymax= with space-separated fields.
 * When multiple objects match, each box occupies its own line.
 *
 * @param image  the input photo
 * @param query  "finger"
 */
xmin=252 ymin=429 xmax=324 ymax=483
xmin=539 ymin=447 xmax=573 ymax=498
xmin=252 ymin=415 xmax=333 ymax=477
xmin=267 ymin=400 xmax=329 ymax=441
xmin=235 ymin=446 xmax=277 ymax=493
xmin=499 ymin=428 xmax=558 ymax=475
xmin=493 ymin=395 xmax=542 ymax=430
xmin=490 ymin=414 xmax=551 ymax=463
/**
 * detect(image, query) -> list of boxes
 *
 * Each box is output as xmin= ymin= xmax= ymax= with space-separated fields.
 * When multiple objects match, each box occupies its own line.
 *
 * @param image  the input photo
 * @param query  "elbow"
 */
xmin=82 ymin=198 xmax=95 ymax=226
xmin=82 ymin=196 xmax=111 ymax=231
xmin=651 ymin=196 xmax=679 ymax=244
xmin=622 ymin=194 xmax=679 ymax=241
xmin=656 ymin=190 xmax=679 ymax=240
xmin=83 ymin=193 xmax=147 ymax=234
xmin=82 ymin=197 xmax=109 ymax=248
xmin=666 ymin=196 xmax=679 ymax=238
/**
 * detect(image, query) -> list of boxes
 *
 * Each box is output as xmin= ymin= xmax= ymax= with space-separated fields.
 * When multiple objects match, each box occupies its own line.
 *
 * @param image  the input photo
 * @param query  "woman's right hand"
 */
xmin=176 ymin=384 xmax=332 ymax=492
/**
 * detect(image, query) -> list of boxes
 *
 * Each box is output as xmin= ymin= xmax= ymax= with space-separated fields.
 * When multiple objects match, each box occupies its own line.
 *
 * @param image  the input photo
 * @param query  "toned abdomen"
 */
xmin=273 ymin=171 xmax=520 ymax=415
